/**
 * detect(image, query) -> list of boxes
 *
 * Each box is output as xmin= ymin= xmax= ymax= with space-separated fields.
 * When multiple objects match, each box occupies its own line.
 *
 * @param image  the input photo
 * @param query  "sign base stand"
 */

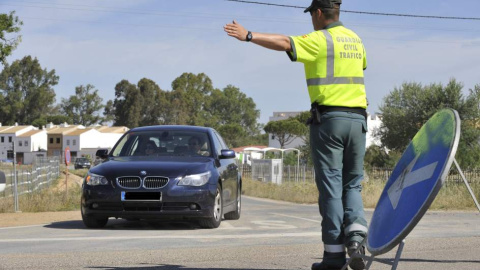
xmin=342 ymin=239 xmax=405 ymax=270
xmin=453 ymin=159 xmax=480 ymax=213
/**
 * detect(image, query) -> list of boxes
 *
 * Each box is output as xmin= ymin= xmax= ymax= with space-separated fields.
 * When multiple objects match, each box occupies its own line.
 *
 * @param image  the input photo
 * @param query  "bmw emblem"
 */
xmin=140 ymin=171 xmax=147 ymax=176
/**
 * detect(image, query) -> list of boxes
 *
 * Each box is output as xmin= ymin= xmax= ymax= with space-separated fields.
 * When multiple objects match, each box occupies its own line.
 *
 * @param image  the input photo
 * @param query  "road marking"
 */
xmin=217 ymin=221 xmax=251 ymax=230
xmin=251 ymin=220 xmax=297 ymax=229
xmin=273 ymin=213 xmax=321 ymax=223
xmin=0 ymin=232 xmax=322 ymax=243
xmin=0 ymin=224 xmax=48 ymax=230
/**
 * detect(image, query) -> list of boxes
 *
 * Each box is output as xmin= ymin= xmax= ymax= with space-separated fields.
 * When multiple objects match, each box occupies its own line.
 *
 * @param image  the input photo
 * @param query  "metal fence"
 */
xmin=0 ymin=157 xmax=61 ymax=199
xmin=240 ymin=163 xmax=480 ymax=185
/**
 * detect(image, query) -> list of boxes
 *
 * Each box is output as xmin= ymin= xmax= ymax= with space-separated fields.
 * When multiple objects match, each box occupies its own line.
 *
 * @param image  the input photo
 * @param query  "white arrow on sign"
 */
xmin=387 ymin=156 xmax=438 ymax=210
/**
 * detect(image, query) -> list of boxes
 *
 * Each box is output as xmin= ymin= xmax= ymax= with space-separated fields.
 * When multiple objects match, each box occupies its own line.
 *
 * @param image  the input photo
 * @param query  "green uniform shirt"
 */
xmin=288 ymin=21 xmax=367 ymax=108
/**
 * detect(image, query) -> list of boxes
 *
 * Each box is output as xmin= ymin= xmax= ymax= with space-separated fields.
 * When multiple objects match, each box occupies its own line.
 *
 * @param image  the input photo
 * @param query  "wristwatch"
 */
xmin=246 ymin=31 xmax=253 ymax=42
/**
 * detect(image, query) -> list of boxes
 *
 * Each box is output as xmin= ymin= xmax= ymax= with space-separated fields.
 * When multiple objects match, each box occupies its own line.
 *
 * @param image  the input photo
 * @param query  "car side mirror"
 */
xmin=220 ymin=150 xmax=236 ymax=159
xmin=0 ymin=171 xmax=6 ymax=192
xmin=95 ymin=149 xmax=109 ymax=159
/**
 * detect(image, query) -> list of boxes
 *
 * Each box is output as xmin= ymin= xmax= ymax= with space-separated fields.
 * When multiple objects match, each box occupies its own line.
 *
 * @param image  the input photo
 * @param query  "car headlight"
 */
xmin=177 ymin=172 xmax=211 ymax=186
xmin=85 ymin=173 xmax=109 ymax=186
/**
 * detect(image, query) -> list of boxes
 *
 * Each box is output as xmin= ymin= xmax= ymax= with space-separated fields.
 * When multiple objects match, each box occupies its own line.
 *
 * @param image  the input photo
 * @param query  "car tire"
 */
xmin=199 ymin=186 xmax=222 ymax=229
xmin=81 ymin=203 xmax=108 ymax=228
xmin=224 ymin=183 xmax=241 ymax=220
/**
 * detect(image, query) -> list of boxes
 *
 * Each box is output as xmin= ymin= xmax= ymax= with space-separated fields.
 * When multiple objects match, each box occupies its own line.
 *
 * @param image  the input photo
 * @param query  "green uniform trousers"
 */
xmin=310 ymin=111 xmax=368 ymax=262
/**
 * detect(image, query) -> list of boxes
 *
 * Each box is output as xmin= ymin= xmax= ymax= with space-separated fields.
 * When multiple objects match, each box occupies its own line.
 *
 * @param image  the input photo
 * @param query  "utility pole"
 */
xmin=13 ymin=140 xmax=20 ymax=212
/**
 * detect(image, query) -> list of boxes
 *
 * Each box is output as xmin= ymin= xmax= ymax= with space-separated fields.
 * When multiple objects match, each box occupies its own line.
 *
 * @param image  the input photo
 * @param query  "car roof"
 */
xmin=128 ymin=125 xmax=214 ymax=133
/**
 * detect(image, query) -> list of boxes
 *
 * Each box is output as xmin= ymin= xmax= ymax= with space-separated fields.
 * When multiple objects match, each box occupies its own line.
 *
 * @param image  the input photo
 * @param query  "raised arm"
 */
xmin=224 ymin=20 xmax=292 ymax=52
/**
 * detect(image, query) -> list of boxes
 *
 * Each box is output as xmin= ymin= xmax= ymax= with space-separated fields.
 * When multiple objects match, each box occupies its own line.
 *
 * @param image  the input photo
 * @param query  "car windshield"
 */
xmin=111 ymin=130 xmax=211 ymax=158
xmin=76 ymin=158 xmax=89 ymax=163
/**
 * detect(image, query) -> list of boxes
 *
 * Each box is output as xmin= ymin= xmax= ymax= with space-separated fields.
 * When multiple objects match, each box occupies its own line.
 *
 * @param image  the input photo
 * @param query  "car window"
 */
xmin=111 ymin=130 xmax=211 ymax=157
xmin=210 ymin=132 xmax=223 ymax=156
xmin=214 ymin=132 xmax=229 ymax=150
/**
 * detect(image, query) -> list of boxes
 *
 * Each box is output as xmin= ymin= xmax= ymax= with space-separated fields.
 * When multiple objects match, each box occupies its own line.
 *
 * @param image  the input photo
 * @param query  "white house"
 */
xmin=0 ymin=125 xmax=36 ymax=163
xmin=17 ymin=129 xmax=48 ymax=164
xmin=64 ymin=126 xmax=129 ymax=161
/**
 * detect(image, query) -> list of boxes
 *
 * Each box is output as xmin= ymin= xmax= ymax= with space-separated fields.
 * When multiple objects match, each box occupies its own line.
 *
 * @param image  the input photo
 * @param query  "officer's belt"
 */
xmin=312 ymin=103 xmax=367 ymax=120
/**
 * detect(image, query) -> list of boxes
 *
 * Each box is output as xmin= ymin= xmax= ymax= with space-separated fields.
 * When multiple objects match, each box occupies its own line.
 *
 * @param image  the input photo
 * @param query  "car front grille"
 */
xmin=143 ymin=177 xmax=169 ymax=189
xmin=116 ymin=176 xmax=169 ymax=189
xmin=117 ymin=177 xmax=142 ymax=189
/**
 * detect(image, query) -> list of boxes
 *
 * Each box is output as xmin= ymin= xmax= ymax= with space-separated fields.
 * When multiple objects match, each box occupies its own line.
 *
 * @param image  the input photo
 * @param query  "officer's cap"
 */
xmin=304 ymin=0 xmax=342 ymax=13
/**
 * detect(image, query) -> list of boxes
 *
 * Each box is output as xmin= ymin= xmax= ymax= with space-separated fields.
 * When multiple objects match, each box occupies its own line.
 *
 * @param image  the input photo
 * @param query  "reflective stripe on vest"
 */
xmin=306 ymin=30 xmax=364 ymax=87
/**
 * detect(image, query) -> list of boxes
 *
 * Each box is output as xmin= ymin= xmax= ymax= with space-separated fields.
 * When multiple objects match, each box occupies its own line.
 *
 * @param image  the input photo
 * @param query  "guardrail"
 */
xmin=239 ymin=163 xmax=480 ymax=185
xmin=0 ymin=157 xmax=61 ymax=199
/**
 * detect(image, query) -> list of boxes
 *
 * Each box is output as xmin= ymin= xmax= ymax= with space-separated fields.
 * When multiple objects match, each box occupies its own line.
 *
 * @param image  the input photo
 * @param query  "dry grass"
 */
xmin=0 ymin=180 xmax=81 ymax=213
xmin=243 ymin=178 xmax=318 ymax=204
xmin=432 ymin=182 xmax=480 ymax=210
xmin=243 ymin=177 xmax=480 ymax=210
xmin=1 ymin=171 xmax=478 ymax=213
xmin=0 ymin=170 xmax=84 ymax=213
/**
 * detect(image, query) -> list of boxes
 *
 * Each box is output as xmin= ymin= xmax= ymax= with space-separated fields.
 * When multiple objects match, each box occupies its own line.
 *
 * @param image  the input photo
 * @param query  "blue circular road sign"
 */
xmin=367 ymin=109 xmax=460 ymax=256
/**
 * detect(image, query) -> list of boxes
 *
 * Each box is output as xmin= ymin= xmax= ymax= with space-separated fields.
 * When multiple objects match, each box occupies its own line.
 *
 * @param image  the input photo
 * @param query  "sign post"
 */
xmin=64 ymin=147 xmax=71 ymax=199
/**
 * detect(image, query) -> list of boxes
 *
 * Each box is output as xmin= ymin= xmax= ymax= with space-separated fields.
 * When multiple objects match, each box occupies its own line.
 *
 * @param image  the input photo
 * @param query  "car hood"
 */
xmin=90 ymin=156 xmax=215 ymax=179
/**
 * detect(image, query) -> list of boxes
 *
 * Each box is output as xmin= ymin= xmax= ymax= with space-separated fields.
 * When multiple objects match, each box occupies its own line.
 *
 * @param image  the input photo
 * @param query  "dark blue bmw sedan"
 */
xmin=81 ymin=125 xmax=241 ymax=229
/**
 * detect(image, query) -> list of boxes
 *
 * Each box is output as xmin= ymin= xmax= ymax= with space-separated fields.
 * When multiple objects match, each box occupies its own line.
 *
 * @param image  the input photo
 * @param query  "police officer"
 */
xmin=224 ymin=1 xmax=367 ymax=269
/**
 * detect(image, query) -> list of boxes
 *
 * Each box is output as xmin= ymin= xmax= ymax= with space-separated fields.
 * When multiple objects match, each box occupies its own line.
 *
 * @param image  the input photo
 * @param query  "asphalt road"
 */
xmin=0 ymin=196 xmax=479 ymax=270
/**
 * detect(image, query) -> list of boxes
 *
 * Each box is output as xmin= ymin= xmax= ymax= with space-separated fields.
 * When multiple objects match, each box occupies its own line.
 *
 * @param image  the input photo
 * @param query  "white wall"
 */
xmin=63 ymin=135 xmax=81 ymax=152
xmin=366 ymin=114 xmax=382 ymax=148
xmin=98 ymin=133 xmax=123 ymax=149
xmin=17 ymin=132 xmax=47 ymax=153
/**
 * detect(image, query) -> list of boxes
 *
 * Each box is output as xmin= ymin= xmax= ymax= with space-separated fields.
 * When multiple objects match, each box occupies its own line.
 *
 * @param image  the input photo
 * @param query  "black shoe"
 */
xmin=311 ymin=262 xmax=344 ymax=270
xmin=347 ymin=241 xmax=366 ymax=270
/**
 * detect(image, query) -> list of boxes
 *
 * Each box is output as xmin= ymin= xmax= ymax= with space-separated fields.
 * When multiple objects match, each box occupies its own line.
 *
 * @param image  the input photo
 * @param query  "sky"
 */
xmin=2 ymin=0 xmax=480 ymax=124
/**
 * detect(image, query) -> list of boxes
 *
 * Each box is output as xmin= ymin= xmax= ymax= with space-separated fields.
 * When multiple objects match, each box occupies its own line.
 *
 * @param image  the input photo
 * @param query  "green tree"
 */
xmin=103 ymin=100 xmax=115 ymax=124
xmin=0 ymin=56 xmax=57 ymax=124
xmin=0 ymin=11 xmax=23 ymax=66
xmin=137 ymin=78 xmax=163 ymax=126
xmin=292 ymin=111 xmax=311 ymax=165
xmin=31 ymin=115 xmax=72 ymax=128
xmin=170 ymin=73 xmax=214 ymax=126
xmin=209 ymin=85 xmax=260 ymax=135
xmin=364 ymin=145 xmax=401 ymax=169
xmin=217 ymin=123 xmax=247 ymax=148
xmin=61 ymin=84 xmax=104 ymax=126
xmin=111 ymin=80 xmax=142 ymax=128
xmin=378 ymin=79 xmax=480 ymax=168
xmin=264 ymin=119 xmax=306 ymax=149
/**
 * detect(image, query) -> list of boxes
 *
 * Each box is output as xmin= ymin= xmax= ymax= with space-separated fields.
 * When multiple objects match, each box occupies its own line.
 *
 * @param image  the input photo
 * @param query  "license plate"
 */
xmin=121 ymin=191 xmax=162 ymax=201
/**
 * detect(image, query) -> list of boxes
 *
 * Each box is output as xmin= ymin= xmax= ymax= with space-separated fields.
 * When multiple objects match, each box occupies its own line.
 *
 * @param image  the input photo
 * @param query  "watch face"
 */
xmin=247 ymin=32 xmax=252 ymax=41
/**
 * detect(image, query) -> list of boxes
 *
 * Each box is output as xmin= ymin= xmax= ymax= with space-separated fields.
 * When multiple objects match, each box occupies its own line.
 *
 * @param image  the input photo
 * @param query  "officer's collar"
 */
xmin=324 ymin=21 xmax=343 ymax=29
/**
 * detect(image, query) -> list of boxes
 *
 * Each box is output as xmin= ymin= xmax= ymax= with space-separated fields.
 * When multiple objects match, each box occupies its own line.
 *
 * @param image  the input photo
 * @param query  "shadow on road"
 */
xmin=44 ymin=219 xmax=202 ymax=231
xmin=88 ymin=264 xmax=288 ymax=270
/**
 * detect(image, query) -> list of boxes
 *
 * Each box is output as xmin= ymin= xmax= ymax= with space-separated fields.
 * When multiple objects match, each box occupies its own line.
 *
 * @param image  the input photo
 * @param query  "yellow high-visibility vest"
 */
xmin=288 ymin=21 xmax=367 ymax=108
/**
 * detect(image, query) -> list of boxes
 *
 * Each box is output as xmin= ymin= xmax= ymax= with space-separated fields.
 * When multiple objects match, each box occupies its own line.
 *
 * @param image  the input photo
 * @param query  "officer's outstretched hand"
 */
xmin=224 ymin=20 xmax=248 ymax=41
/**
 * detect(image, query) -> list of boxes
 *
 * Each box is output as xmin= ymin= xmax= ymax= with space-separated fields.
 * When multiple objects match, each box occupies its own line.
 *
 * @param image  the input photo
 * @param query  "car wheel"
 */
xmin=81 ymin=203 xmax=108 ymax=228
xmin=224 ymin=183 xmax=241 ymax=220
xmin=199 ymin=186 xmax=222 ymax=229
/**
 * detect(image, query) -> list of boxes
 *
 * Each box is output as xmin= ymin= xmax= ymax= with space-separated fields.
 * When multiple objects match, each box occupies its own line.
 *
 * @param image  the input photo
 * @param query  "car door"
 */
xmin=213 ymin=131 xmax=238 ymax=207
